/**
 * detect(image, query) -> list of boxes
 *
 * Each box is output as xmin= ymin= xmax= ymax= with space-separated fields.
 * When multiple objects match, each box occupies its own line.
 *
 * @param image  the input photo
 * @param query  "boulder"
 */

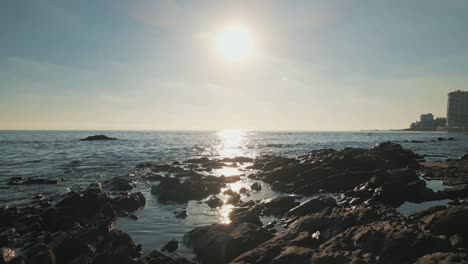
xmin=161 ymin=239 xmax=178 ymax=253
xmin=250 ymin=182 xmax=262 ymax=191
xmin=287 ymin=196 xmax=337 ymax=217
xmin=206 ymin=196 xmax=223 ymax=208
xmin=112 ymin=192 xmax=146 ymax=212
xmin=185 ymin=222 xmax=273 ymax=264
xmin=151 ymin=177 xmax=225 ymax=203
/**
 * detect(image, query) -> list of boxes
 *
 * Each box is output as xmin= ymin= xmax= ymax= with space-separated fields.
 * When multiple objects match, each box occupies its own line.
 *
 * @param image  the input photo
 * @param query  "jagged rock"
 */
xmin=414 ymin=252 xmax=468 ymax=264
xmin=95 ymin=230 xmax=141 ymax=264
xmin=287 ymin=196 xmax=337 ymax=217
xmin=419 ymin=206 xmax=468 ymax=239
xmin=161 ymin=239 xmax=178 ymax=253
xmin=261 ymin=196 xmax=299 ymax=217
xmin=185 ymin=222 xmax=273 ymax=264
xmin=312 ymin=220 xmax=451 ymax=264
xmin=232 ymin=230 xmax=320 ymax=264
xmin=104 ymin=177 xmax=136 ymax=191
xmin=112 ymin=192 xmax=146 ymax=212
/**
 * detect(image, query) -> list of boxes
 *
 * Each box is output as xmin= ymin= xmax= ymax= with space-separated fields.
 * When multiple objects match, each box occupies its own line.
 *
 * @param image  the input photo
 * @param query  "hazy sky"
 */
xmin=1 ymin=0 xmax=468 ymax=130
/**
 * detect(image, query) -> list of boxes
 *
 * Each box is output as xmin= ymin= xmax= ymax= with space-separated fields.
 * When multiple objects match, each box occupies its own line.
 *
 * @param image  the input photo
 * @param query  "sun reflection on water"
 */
xmin=215 ymin=130 xmax=248 ymax=158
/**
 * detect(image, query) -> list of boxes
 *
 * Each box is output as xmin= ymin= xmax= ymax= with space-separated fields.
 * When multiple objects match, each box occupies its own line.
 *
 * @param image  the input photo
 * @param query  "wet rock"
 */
xmin=312 ymin=220 xmax=450 ymax=264
xmin=151 ymin=177 xmax=226 ymax=203
xmin=239 ymin=187 xmax=249 ymax=194
xmin=420 ymin=206 xmax=468 ymax=239
xmin=80 ymin=135 xmax=117 ymax=141
xmin=23 ymin=243 xmax=56 ymax=264
xmin=227 ymin=194 xmax=241 ymax=205
xmin=139 ymin=249 xmax=195 ymax=264
xmin=261 ymin=196 xmax=299 ymax=217
xmin=161 ymin=239 xmax=178 ymax=253
xmin=128 ymin=214 xmax=139 ymax=220
xmin=232 ymin=230 xmax=320 ymax=264
xmin=223 ymin=189 xmax=237 ymax=196
xmin=341 ymin=169 xmax=438 ymax=206
xmin=0 ymin=228 xmax=17 ymax=247
xmin=206 ymin=196 xmax=223 ymax=208
xmin=95 ymin=230 xmax=141 ymax=264
xmin=112 ymin=192 xmax=146 ymax=212
xmin=289 ymin=205 xmax=398 ymax=242
xmin=7 ymin=177 xmax=59 ymax=185
xmin=287 ymin=196 xmax=337 ymax=217
xmin=414 ymin=252 xmax=468 ymax=264
xmin=250 ymin=182 xmax=262 ymax=191
xmin=185 ymin=222 xmax=273 ymax=264
xmin=104 ymin=177 xmax=136 ymax=191
xmin=175 ymin=210 xmax=188 ymax=219
xmin=441 ymin=184 xmax=468 ymax=199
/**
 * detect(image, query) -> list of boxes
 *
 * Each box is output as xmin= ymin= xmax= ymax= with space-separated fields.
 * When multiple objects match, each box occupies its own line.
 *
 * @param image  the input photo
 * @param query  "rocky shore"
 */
xmin=2 ymin=142 xmax=468 ymax=263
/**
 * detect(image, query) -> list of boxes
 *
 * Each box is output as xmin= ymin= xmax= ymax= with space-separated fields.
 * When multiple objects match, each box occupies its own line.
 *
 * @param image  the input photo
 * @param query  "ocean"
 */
xmin=0 ymin=130 xmax=466 ymax=256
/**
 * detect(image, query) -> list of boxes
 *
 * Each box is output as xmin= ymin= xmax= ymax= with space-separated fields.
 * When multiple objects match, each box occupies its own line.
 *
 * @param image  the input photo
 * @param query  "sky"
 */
xmin=1 ymin=0 xmax=468 ymax=131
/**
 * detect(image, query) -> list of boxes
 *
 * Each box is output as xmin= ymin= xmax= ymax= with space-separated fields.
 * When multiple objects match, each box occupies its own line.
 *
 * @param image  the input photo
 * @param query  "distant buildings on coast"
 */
xmin=406 ymin=90 xmax=468 ymax=132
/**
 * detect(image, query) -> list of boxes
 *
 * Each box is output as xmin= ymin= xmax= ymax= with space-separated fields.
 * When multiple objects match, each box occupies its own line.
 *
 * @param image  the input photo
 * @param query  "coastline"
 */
xmin=2 ymin=142 xmax=468 ymax=263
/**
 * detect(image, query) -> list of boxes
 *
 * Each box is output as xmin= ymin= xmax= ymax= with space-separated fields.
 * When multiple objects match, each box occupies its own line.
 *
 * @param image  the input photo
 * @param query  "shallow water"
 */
xmin=0 ymin=130 xmax=466 ymax=255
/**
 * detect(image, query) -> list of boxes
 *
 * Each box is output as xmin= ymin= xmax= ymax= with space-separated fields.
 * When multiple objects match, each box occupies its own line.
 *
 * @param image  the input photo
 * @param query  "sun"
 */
xmin=216 ymin=24 xmax=254 ymax=61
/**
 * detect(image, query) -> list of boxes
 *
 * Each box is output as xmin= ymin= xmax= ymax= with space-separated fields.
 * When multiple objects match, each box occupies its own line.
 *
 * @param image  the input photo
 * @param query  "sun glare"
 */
xmin=216 ymin=24 xmax=254 ymax=61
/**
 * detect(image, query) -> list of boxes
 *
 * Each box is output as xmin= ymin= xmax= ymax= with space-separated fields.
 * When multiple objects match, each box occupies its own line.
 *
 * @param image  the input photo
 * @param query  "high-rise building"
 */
xmin=420 ymin=113 xmax=434 ymax=129
xmin=447 ymin=90 xmax=468 ymax=130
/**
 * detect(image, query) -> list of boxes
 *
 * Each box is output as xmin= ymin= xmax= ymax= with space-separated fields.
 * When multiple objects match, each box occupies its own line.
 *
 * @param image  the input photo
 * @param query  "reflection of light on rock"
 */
xmin=219 ymin=204 xmax=234 ymax=224
xmin=215 ymin=130 xmax=247 ymax=158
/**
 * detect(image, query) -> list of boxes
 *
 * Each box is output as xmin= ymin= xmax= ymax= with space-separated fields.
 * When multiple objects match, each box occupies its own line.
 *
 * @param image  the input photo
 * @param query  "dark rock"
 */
xmin=420 ymin=206 xmax=468 ymax=239
xmin=7 ymin=177 xmax=59 ymax=185
xmin=223 ymin=189 xmax=237 ymax=196
xmin=151 ymin=177 xmax=225 ymax=203
xmin=287 ymin=196 xmax=337 ymax=217
xmin=250 ymin=182 xmax=262 ymax=191
xmin=206 ymin=196 xmax=223 ymax=208
xmin=232 ymin=230 xmax=320 ymax=264
xmin=227 ymin=194 xmax=241 ymax=205
xmin=95 ymin=230 xmax=141 ymax=264
xmin=261 ymin=196 xmax=299 ymax=217
xmin=239 ymin=187 xmax=249 ymax=194
xmin=0 ymin=228 xmax=16 ymax=247
xmin=112 ymin=192 xmax=146 ymax=212
xmin=128 ymin=214 xmax=139 ymax=220
xmin=175 ymin=210 xmax=188 ymax=219
xmin=414 ymin=252 xmax=468 ymax=264
xmin=104 ymin=177 xmax=136 ymax=191
xmin=80 ymin=135 xmax=117 ymax=141
xmin=185 ymin=222 xmax=273 ymax=264
xmin=161 ymin=239 xmax=178 ymax=252
xmin=312 ymin=220 xmax=450 ymax=264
